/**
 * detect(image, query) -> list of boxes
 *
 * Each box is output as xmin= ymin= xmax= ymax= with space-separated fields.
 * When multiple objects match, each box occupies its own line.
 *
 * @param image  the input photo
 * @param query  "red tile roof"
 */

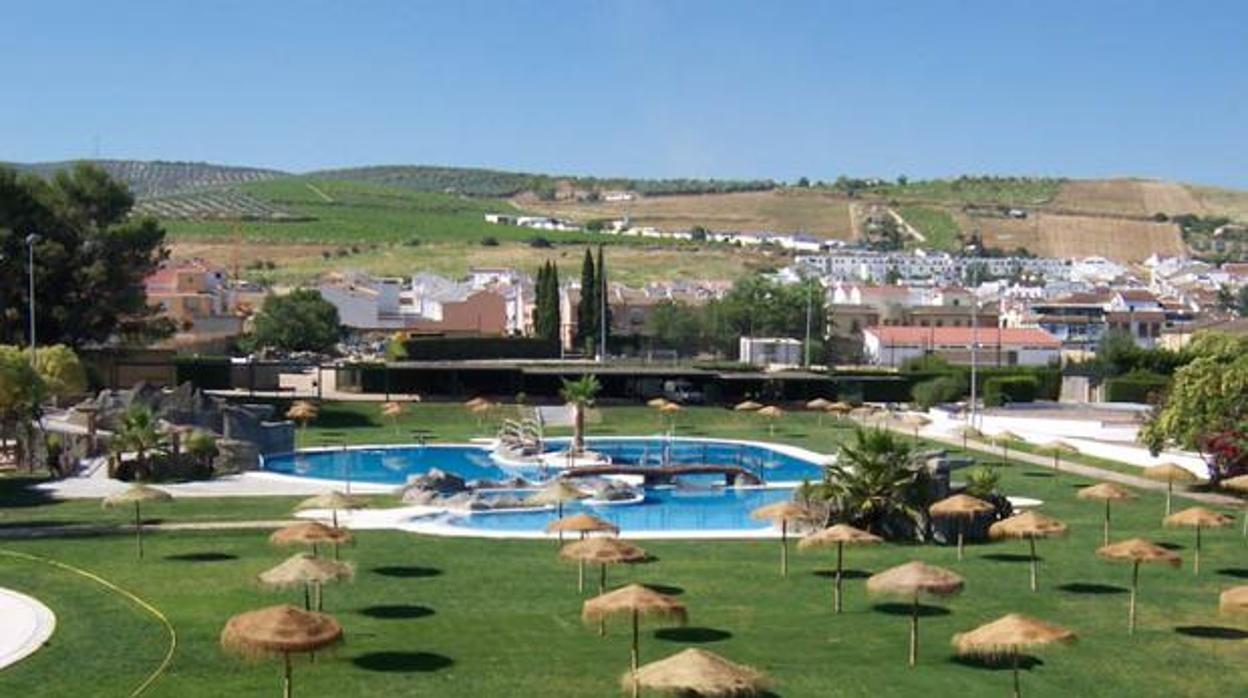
xmin=865 ymin=326 xmax=1061 ymax=348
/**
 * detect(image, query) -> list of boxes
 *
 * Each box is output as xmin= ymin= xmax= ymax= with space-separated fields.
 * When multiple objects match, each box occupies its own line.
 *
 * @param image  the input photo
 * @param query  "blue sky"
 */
xmin=2 ymin=1 xmax=1245 ymax=186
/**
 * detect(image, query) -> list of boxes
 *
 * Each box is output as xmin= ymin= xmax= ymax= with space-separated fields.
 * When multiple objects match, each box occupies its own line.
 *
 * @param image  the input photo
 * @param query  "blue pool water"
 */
xmin=262 ymin=437 xmax=828 ymax=533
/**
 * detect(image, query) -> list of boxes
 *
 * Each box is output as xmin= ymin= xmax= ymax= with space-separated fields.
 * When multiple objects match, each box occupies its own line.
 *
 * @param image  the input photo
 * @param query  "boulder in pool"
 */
xmin=404 ymin=468 xmax=467 ymax=495
xmin=595 ymin=482 xmax=640 ymax=502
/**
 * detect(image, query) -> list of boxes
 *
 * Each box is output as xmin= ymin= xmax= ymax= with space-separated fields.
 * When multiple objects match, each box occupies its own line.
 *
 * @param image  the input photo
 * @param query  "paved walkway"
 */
xmin=0 ymin=587 xmax=55 ymax=669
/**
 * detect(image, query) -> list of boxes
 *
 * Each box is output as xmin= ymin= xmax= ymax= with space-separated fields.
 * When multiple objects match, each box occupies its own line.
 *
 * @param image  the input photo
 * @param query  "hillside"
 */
xmin=9 ymin=159 xmax=288 ymax=198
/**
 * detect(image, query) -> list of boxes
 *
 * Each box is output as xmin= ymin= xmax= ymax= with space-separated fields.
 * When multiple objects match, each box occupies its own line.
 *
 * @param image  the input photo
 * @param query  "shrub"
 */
xmin=480 ymin=236 xmax=500 ymax=247
xmin=527 ymin=236 xmax=553 ymax=248
xmin=982 ymin=375 xmax=1038 ymax=407
xmin=911 ymin=374 xmax=966 ymax=409
xmin=1104 ymin=370 xmax=1169 ymax=404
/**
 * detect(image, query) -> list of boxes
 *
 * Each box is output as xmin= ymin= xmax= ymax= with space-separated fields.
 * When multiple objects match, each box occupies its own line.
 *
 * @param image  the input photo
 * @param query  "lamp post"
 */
xmin=26 ymin=233 xmax=39 ymax=351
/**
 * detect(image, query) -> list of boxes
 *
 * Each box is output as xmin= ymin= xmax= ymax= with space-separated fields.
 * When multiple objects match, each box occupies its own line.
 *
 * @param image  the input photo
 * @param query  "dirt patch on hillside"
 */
xmin=959 ymin=211 xmax=1183 ymax=262
xmin=516 ymin=189 xmax=854 ymax=237
xmin=1051 ymin=179 xmax=1205 ymax=217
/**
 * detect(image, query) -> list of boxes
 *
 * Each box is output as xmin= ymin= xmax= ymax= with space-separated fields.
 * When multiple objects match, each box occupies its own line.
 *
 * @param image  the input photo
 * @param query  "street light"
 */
xmin=26 ymin=233 xmax=39 ymax=351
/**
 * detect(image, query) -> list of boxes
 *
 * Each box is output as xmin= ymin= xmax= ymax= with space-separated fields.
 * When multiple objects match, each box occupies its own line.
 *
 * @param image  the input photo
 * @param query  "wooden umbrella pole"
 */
xmin=1012 ymin=650 xmax=1022 ymax=698
xmin=599 ymin=564 xmax=607 ymax=637
xmin=1129 ymin=561 xmax=1139 ymax=635
xmin=332 ymin=508 xmax=338 ymax=528
xmin=630 ymin=609 xmax=639 ymax=672
xmin=1165 ymin=480 xmax=1173 ymax=517
xmin=908 ymin=595 xmax=919 ymax=667
xmin=134 ymin=501 xmax=144 ymax=560
xmin=283 ymin=652 xmax=292 ymax=698
xmin=957 ymin=521 xmax=965 ymax=561
xmin=1028 ymin=537 xmax=1038 ymax=592
xmin=577 ymin=560 xmax=585 ymax=593
xmin=1194 ymin=526 xmax=1201 ymax=575
xmin=303 ymin=582 xmax=310 ymax=611
xmin=834 ymin=542 xmax=844 ymax=614
xmin=780 ymin=520 xmax=789 ymax=578
xmin=557 ymin=501 xmax=564 ymax=546
xmin=1103 ymin=500 xmax=1111 ymax=547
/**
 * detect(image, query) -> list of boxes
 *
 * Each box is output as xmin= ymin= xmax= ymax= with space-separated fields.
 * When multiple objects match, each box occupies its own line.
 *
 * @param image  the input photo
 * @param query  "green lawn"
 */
xmin=896 ymin=205 xmax=963 ymax=252
xmin=868 ymin=178 xmax=1063 ymax=207
xmin=0 ymin=405 xmax=1245 ymax=697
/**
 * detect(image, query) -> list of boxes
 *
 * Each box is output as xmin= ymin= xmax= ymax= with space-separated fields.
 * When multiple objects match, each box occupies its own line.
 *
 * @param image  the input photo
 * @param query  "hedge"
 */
xmin=982 ymin=376 xmax=1039 ymax=407
xmin=1104 ymin=371 xmax=1170 ymax=404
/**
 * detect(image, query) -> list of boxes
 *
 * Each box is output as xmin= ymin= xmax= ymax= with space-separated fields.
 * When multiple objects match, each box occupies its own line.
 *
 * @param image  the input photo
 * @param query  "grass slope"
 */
xmin=0 ymin=406 xmax=1244 ymax=696
xmin=896 ymin=205 xmax=963 ymax=252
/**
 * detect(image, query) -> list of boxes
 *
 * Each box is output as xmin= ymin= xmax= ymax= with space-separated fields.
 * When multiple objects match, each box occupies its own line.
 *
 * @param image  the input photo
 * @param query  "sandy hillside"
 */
xmin=957 ymin=211 xmax=1183 ymax=262
xmin=1050 ymin=179 xmax=1206 ymax=216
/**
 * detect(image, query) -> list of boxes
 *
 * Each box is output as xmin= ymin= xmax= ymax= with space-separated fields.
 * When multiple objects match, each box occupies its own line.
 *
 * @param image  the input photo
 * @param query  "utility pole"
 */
xmin=26 ymin=233 xmax=39 ymax=352
xmin=803 ymin=280 xmax=813 ymax=368
xmin=969 ymin=267 xmax=978 ymax=430
xmin=598 ymin=268 xmax=607 ymax=364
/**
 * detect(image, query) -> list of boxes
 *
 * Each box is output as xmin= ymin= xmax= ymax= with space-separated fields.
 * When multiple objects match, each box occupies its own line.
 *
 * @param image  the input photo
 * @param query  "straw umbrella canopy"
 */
xmin=1163 ymin=506 xmax=1233 ymax=575
xmin=1218 ymin=585 xmax=1248 ymax=616
xmin=806 ymin=397 xmax=832 ymax=410
xmin=1221 ymin=474 xmax=1248 ymax=536
xmin=294 ymin=491 xmax=366 ymax=528
xmin=583 ymin=584 xmax=687 ymax=685
xmin=647 ymin=397 xmax=670 ymax=408
xmin=1044 ymin=440 xmax=1079 ymax=472
xmin=1077 ymin=483 xmax=1137 ymax=547
xmin=733 ymin=400 xmax=763 ymax=412
xmin=1142 ymin=463 xmax=1203 ymax=517
xmin=269 ymin=522 xmax=352 ymax=558
xmin=953 ymin=614 xmax=1076 ymax=698
xmin=560 ymin=537 xmax=648 ymax=629
xmin=750 ymin=501 xmax=811 ymax=578
xmin=221 ymin=604 xmax=343 ymax=698
xmin=529 ymin=479 xmax=590 ymax=542
xmin=867 ymin=561 xmax=965 ymax=667
xmin=756 ymin=405 xmax=783 ymax=437
xmin=1096 ymin=538 xmax=1181 ymax=634
xmin=548 ymin=513 xmax=621 ymax=592
xmin=798 ymin=524 xmax=883 ymax=613
xmin=929 ymin=494 xmax=994 ymax=561
xmin=463 ymin=397 xmax=488 ymax=409
xmin=102 ymin=484 xmax=173 ymax=560
xmin=988 ymin=511 xmax=1068 ymax=592
xmin=629 ymin=649 xmax=767 ymax=698
xmin=258 ymin=553 xmax=354 ymax=612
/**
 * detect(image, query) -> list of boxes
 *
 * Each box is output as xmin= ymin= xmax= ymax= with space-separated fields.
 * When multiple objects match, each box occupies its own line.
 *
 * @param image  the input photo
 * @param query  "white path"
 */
xmin=0 ymin=588 xmax=55 ymax=670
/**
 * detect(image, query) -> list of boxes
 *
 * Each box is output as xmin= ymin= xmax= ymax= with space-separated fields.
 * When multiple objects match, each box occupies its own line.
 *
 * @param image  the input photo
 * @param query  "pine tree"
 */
xmin=576 ymin=248 xmax=597 ymax=352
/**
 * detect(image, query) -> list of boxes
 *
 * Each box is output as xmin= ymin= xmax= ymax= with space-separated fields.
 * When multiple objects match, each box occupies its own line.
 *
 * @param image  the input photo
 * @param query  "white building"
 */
xmin=739 ymin=337 xmax=803 ymax=367
xmin=862 ymin=326 xmax=1061 ymax=368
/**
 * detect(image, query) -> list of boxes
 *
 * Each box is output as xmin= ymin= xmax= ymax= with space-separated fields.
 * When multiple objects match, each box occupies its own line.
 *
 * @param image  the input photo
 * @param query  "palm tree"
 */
xmin=823 ymin=427 xmax=925 ymax=537
xmin=111 ymin=405 xmax=168 ymax=481
xmin=560 ymin=375 xmax=601 ymax=456
xmin=184 ymin=430 xmax=219 ymax=476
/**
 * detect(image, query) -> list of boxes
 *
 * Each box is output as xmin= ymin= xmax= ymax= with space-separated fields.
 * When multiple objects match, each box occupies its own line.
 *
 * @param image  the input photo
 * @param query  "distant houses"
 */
xmin=863 ymin=326 xmax=1062 ymax=368
xmin=318 ymin=273 xmax=509 ymax=337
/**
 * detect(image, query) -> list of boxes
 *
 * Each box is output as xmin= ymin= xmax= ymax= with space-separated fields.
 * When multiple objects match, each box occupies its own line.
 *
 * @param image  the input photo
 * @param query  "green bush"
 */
xmin=911 ymin=375 xmax=967 ymax=409
xmin=982 ymin=376 xmax=1039 ymax=407
xmin=1104 ymin=370 xmax=1170 ymax=404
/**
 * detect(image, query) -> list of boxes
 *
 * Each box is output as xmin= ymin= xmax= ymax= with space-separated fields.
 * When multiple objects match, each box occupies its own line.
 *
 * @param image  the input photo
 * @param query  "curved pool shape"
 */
xmin=262 ymin=437 xmax=829 ymax=535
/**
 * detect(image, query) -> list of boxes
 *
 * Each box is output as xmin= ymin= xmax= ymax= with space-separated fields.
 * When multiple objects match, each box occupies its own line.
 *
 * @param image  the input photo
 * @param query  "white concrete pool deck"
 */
xmin=0 ymin=588 xmax=56 ymax=670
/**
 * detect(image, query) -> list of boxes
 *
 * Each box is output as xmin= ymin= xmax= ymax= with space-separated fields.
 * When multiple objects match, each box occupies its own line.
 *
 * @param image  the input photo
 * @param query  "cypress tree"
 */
xmin=576 ymin=248 xmax=596 ymax=351
xmin=533 ymin=262 xmax=549 ymax=339
xmin=546 ymin=261 xmax=561 ymax=343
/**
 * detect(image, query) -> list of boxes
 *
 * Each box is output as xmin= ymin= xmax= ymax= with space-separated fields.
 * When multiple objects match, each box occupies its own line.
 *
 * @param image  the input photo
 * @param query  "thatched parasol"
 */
xmin=1044 ymin=440 xmax=1079 ymax=472
xmin=733 ymin=400 xmax=763 ymax=412
xmin=867 ymin=561 xmax=965 ymax=667
xmin=1218 ymin=585 xmax=1248 ymax=616
xmin=751 ymin=501 xmax=811 ymax=578
xmin=463 ymin=397 xmax=488 ymax=409
xmin=285 ymin=401 xmax=318 ymax=429
xmin=647 ymin=397 xmax=670 ymax=408
xmin=991 ymin=431 xmax=1023 ymax=465
xmin=953 ymin=613 xmax=1076 ymax=698
xmin=798 ymin=524 xmax=883 ymax=613
xmin=1077 ymin=483 xmax=1137 ymax=547
xmin=583 ymin=583 xmax=687 ymax=692
xmin=1221 ymin=474 xmax=1248 ymax=536
xmin=806 ymin=397 xmax=832 ymax=410
xmin=1163 ymin=506 xmax=1233 ymax=575
xmin=221 ymin=604 xmax=342 ymax=698
xmin=258 ymin=553 xmax=354 ymax=611
xmin=295 ymin=491 xmax=366 ymax=529
xmin=269 ymin=522 xmax=352 ymax=559
xmin=629 ymin=648 xmax=767 ymax=697
xmin=1096 ymin=538 xmax=1180 ymax=634
xmin=901 ymin=414 xmax=930 ymax=441
xmin=530 ymin=479 xmax=590 ymax=542
xmin=560 ymin=537 xmax=648 ymax=633
xmin=929 ymin=494 xmax=994 ymax=560
xmin=1142 ymin=463 xmax=1203 ymax=517
xmin=548 ymin=513 xmax=620 ymax=591
xmin=102 ymin=484 xmax=172 ymax=560
xmin=988 ymin=511 xmax=1068 ymax=592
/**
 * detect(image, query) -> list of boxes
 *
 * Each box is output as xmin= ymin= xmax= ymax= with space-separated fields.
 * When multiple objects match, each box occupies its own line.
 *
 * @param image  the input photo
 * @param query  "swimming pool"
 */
xmin=262 ymin=437 xmax=830 ymax=535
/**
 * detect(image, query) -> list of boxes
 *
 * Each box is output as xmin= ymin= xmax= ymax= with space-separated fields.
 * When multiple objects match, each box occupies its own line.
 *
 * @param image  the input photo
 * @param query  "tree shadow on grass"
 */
xmin=1057 ymin=582 xmax=1127 ymax=595
xmin=352 ymin=652 xmax=454 ymax=673
xmin=0 ymin=519 xmax=80 ymax=530
xmin=981 ymin=553 xmax=1039 ymax=563
xmin=313 ymin=410 xmax=377 ymax=429
xmin=372 ymin=566 xmax=443 ymax=578
xmin=164 ymin=552 xmax=238 ymax=562
xmin=1217 ymin=568 xmax=1248 ymax=579
xmin=1174 ymin=626 xmax=1248 ymax=640
xmin=358 ymin=605 xmax=435 ymax=620
xmin=813 ymin=569 xmax=872 ymax=580
xmin=872 ymin=603 xmax=951 ymax=618
xmin=0 ymin=477 xmax=59 ymax=509
xmin=654 ymin=627 xmax=733 ymax=643
xmin=952 ymin=654 xmax=1044 ymax=671
xmin=1156 ymin=541 xmax=1185 ymax=551
xmin=1021 ymin=471 xmax=1055 ymax=478
xmin=642 ymin=583 xmax=684 ymax=596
